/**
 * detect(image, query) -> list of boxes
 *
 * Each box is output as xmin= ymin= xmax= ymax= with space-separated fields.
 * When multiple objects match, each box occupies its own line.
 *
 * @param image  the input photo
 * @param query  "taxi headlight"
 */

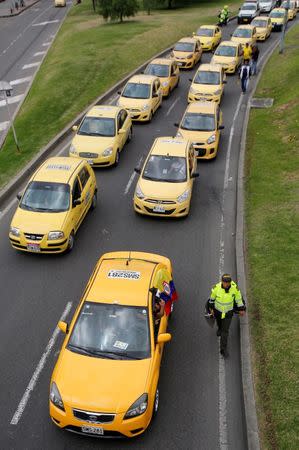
xmin=48 ymin=231 xmax=64 ymax=240
xmin=135 ymin=185 xmax=145 ymax=200
xmin=69 ymin=144 xmax=78 ymax=155
xmin=50 ymin=382 xmax=65 ymax=411
xmin=214 ymin=89 xmax=222 ymax=95
xmin=102 ymin=147 xmax=113 ymax=157
xmin=10 ymin=226 xmax=20 ymax=237
xmin=162 ymin=81 xmax=169 ymax=87
xmin=207 ymin=134 xmax=216 ymax=144
xmin=124 ymin=393 xmax=148 ymax=419
xmin=206 ymin=40 xmax=213 ymax=45
xmin=176 ymin=131 xmax=183 ymax=138
xmin=187 ymin=54 xmax=193 ymax=59
xmin=189 ymin=86 xmax=197 ymax=95
xmin=142 ymin=104 xmax=150 ymax=111
xmin=177 ymin=190 xmax=190 ymax=203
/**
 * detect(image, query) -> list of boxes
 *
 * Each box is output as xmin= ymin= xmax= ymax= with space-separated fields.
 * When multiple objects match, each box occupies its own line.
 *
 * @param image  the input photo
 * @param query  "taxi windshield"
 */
xmin=194 ymin=70 xmax=220 ymax=85
xmin=270 ymin=10 xmax=285 ymax=17
xmin=252 ymin=19 xmax=267 ymax=27
xmin=196 ymin=28 xmax=214 ymax=37
xmin=215 ymin=45 xmax=236 ymax=57
xmin=78 ymin=117 xmax=115 ymax=137
xmin=20 ymin=181 xmax=70 ymax=212
xmin=181 ymin=113 xmax=216 ymax=132
xmin=174 ymin=42 xmax=194 ymax=52
xmin=145 ymin=64 xmax=169 ymax=77
xmin=68 ymin=302 xmax=150 ymax=360
xmin=241 ymin=4 xmax=256 ymax=10
xmin=122 ymin=82 xmax=150 ymax=99
xmin=143 ymin=155 xmax=187 ymax=183
xmin=233 ymin=28 xmax=252 ymax=37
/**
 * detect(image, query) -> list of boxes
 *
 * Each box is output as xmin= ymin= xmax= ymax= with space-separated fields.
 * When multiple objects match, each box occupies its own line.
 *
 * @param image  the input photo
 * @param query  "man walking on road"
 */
xmin=243 ymin=42 xmax=252 ymax=63
xmin=239 ymin=60 xmax=251 ymax=94
xmin=251 ymin=44 xmax=260 ymax=75
xmin=207 ymin=274 xmax=246 ymax=357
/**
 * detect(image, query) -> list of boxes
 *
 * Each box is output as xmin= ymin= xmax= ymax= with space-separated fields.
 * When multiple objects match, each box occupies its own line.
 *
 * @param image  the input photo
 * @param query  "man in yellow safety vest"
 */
xmin=208 ymin=274 xmax=246 ymax=357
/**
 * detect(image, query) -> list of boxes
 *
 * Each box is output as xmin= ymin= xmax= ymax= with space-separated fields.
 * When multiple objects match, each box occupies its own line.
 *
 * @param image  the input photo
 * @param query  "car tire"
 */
xmin=126 ymin=127 xmax=133 ymax=143
xmin=114 ymin=150 xmax=120 ymax=167
xmin=66 ymin=232 xmax=75 ymax=253
xmin=152 ymin=388 xmax=159 ymax=419
xmin=90 ymin=190 xmax=97 ymax=211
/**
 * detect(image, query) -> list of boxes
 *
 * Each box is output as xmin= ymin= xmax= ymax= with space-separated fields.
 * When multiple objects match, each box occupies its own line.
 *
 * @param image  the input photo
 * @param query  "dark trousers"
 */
xmin=215 ymin=310 xmax=233 ymax=351
xmin=241 ymin=77 xmax=249 ymax=93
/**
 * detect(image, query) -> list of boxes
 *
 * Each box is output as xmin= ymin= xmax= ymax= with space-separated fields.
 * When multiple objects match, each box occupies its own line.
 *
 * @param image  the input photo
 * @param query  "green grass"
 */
xmin=0 ymin=0 xmax=240 ymax=188
xmin=245 ymin=24 xmax=299 ymax=450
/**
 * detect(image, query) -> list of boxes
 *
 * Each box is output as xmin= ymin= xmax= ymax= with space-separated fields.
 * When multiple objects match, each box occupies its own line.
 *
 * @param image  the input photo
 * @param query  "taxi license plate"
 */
xmin=177 ymin=62 xmax=183 ymax=66
xmin=244 ymin=18 xmax=248 ymax=22
xmin=27 ymin=243 xmax=40 ymax=252
xmin=153 ymin=205 xmax=165 ymax=213
xmin=81 ymin=426 xmax=104 ymax=435
xmin=87 ymin=160 xmax=93 ymax=165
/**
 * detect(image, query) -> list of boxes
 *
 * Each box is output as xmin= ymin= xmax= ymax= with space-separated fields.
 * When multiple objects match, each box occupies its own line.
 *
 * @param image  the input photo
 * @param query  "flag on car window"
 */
xmin=155 ymin=268 xmax=178 ymax=315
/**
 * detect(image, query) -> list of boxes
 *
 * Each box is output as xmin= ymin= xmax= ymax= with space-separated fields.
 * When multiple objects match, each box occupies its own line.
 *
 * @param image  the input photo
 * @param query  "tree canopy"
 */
xmin=98 ymin=0 xmax=139 ymax=22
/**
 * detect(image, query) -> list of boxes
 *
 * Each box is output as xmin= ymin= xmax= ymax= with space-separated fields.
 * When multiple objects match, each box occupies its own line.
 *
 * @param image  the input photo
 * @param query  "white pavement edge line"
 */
xmin=10 ymin=77 xmax=32 ymax=86
xmin=166 ymin=97 xmax=180 ymax=116
xmin=218 ymin=93 xmax=243 ymax=450
xmin=22 ymin=62 xmax=41 ymax=69
xmin=235 ymin=32 xmax=289 ymax=450
xmin=124 ymin=156 xmax=143 ymax=196
xmin=10 ymin=301 xmax=73 ymax=426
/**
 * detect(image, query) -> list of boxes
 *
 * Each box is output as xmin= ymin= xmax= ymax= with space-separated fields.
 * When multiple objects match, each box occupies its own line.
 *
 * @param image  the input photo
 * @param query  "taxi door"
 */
xmin=188 ymin=144 xmax=197 ymax=189
xmin=252 ymin=27 xmax=257 ymax=44
xmin=267 ymin=18 xmax=272 ymax=36
xmin=116 ymin=109 xmax=129 ymax=150
xmin=195 ymin=41 xmax=202 ymax=63
xmin=170 ymin=62 xmax=179 ymax=90
xmin=78 ymin=165 xmax=93 ymax=223
xmin=215 ymin=26 xmax=222 ymax=45
xmin=152 ymin=80 xmax=162 ymax=112
xmin=70 ymin=175 xmax=84 ymax=232
xmin=237 ymin=44 xmax=243 ymax=67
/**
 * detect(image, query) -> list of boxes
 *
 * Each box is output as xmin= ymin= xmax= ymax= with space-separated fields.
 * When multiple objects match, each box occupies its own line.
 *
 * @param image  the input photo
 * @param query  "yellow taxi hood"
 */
xmin=173 ymin=50 xmax=192 ymax=58
xmin=178 ymin=128 xmax=214 ymax=142
xmin=231 ymin=36 xmax=251 ymax=45
xmin=11 ymin=208 xmax=67 ymax=233
xmin=118 ymin=97 xmax=151 ymax=109
xmin=72 ymin=134 xmax=114 ymax=152
xmin=199 ymin=36 xmax=213 ymax=44
xmin=139 ymin=178 xmax=189 ymax=199
xmin=211 ymin=55 xmax=236 ymax=65
xmin=55 ymin=349 xmax=151 ymax=413
xmin=191 ymin=83 xmax=220 ymax=93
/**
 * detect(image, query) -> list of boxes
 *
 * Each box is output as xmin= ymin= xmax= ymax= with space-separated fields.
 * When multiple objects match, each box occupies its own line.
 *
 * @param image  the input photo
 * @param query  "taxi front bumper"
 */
xmin=125 ymin=109 xmax=152 ymax=122
xmin=9 ymin=231 xmax=68 ymax=254
xmin=192 ymin=141 xmax=219 ymax=159
xmin=69 ymin=151 xmax=115 ymax=167
xmin=134 ymin=197 xmax=190 ymax=218
xmin=174 ymin=58 xmax=195 ymax=69
xmin=188 ymin=91 xmax=221 ymax=104
xmin=50 ymin=402 xmax=151 ymax=438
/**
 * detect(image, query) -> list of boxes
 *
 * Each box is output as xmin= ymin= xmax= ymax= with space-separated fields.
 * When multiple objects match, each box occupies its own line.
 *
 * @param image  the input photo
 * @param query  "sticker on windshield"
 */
xmin=113 ymin=340 xmax=129 ymax=350
xmin=108 ymin=270 xmax=141 ymax=280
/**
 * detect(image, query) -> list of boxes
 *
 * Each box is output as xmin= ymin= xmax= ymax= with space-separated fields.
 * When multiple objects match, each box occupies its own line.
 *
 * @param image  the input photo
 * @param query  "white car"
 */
xmin=259 ymin=0 xmax=276 ymax=12
xmin=238 ymin=3 xmax=260 ymax=23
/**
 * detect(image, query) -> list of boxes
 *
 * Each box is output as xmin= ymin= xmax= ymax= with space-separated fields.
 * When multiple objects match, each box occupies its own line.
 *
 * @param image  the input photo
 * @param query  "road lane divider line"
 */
xmin=33 ymin=51 xmax=47 ymax=57
xmin=218 ymin=93 xmax=243 ymax=450
xmin=22 ymin=62 xmax=40 ymax=70
xmin=42 ymin=42 xmax=52 ymax=47
xmin=124 ymin=156 xmax=143 ymax=195
xmin=32 ymin=20 xmax=60 ymax=27
xmin=10 ymin=302 xmax=73 ymax=426
xmin=10 ymin=77 xmax=32 ymax=86
xmin=166 ymin=97 xmax=180 ymax=116
xmin=0 ymin=94 xmax=24 ymax=108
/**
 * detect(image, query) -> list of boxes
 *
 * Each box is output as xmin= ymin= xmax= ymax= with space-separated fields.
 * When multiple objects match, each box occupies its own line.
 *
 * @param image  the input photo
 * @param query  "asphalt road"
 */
xmin=0 ymin=0 xmax=71 ymax=138
xmin=0 ymin=16 xmax=294 ymax=450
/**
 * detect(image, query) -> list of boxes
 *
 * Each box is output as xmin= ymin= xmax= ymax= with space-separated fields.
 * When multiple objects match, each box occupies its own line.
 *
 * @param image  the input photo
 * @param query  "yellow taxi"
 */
xmin=251 ymin=16 xmax=272 ymax=41
xmin=134 ymin=137 xmax=198 ymax=218
xmin=69 ymin=106 xmax=132 ymax=167
xmin=269 ymin=8 xmax=288 ymax=30
xmin=118 ymin=75 xmax=162 ymax=122
xmin=144 ymin=58 xmax=180 ymax=97
xmin=54 ymin=0 xmax=66 ymax=6
xmin=176 ymin=101 xmax=224 ymax=160
xmin=50 ymin=251 xmax=176 ymax=438
xmin=188 ymin=64 xmax=226 ymax=104
xmin=231 ymin=25 xmax=257 ymax=47
xmin=9 ymin=157 xmax=97 ymax=254
xmin=171 ymin=37 xmax=202 ymax=69
xmin=281 ymin=0 xmax=297 ymax=19
xmin=211 ymin=41 xmax=243 ymax=74
xmin=192 ymin=25 xmax=222 ymax=51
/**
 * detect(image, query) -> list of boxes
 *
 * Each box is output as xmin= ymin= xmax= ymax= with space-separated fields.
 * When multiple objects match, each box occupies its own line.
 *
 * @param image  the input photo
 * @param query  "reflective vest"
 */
xmin=210 ymin=281 xmax=243 ymax=318
xmin=243 ymin=46 xmax=252 ymax=60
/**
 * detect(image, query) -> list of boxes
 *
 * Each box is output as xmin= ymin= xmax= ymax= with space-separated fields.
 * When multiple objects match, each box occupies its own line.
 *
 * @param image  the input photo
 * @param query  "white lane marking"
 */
xmin=0 ymin=3 xmax=57 ymax=57
xmin=218 ymin=93 xmax=243 ymax=450
xmin=32 ymin=20 xmax=60 ymax=27
xmin=33 ymin=51 xmax=47 ymax=57
xmin=0 ymin=121 xmax=10 ymax=132
xmin=166 ymin=97 xmax=180 ymax=116
xmin=10 ymin=76 xmax=32 ymax=86
xmin=10 ymin=302 xmax=73 ymax=426
xmin=42 ymin=42 xmax=52 ymax=47
xmin=124 ymin=156 xmax=143 ymax=195
xmin=22 ymin=62 xmax=40 ymax=69
xmin=0 ymin=94 xmax=24 ymax=108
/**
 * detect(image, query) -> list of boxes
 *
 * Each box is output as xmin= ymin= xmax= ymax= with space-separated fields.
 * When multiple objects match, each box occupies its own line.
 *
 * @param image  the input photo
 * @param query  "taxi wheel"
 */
xmin=66 ymin=232 xmax=75 ymax=253
xmin=127 ymin=127 xmax=133 ymax=143
xmin=152 ymin=388 xmax=159 ymax=418
xmin=90 ymin=191 xmax=97 ymax=211
xmin=114 ymin=150 xmax=120 ymax=167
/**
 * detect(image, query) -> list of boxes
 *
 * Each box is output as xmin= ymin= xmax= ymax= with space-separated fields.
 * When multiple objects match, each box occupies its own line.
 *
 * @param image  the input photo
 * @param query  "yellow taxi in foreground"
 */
xmin=172 ymin=37 xmax=202 ymax=69
xmin=176 ymin=101 xmax=224 ymax=160
xmin=211 ymin=40 xmax=243 ymax=74
xmin=144 ymin=58 xmax=180 ymax=97
xmin=231 ymin=25 xmax=257 ymax=47
xmin=193 ymin=25 xmax=222 ymax=51
xmin=281 ymin=0 xmax=297 ymax=19
xmin=269 ymin=8 xmax=288 ymax=30
xmin=50 ymin=251 xmax=175 ymax=438
xmin=134 ymin=137 xmax=198 ymax=218
xmin=188 ymin=64 xmax=226 ymax=104
xmin=251 ymin=16 xmax=272 ymax=41
xmin=9 ymin=157 xmax=97 ymax=254
xmin=118 ymin=75 xmax=162 ymax=122
xmin=69 ymin=106 xmax=132 ymax=167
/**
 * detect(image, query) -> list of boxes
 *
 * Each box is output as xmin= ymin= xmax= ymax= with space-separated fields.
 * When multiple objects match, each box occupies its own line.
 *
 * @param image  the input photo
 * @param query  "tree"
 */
xmin=98 ymin=0 xmax=139 ymax=22
xmin=143 ymin=0 xmax=156 ymax=15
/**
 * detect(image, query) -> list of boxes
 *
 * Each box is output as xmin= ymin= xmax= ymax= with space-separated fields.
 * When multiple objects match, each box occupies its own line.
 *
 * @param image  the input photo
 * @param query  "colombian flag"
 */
xmin=155 ymin=268 xmax=178 ymax=315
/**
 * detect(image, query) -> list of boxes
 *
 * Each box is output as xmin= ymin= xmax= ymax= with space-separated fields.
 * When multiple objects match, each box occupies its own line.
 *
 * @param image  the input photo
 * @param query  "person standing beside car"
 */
xmin=243 ymin=42 xmax=252 ymax=63
xmin=251 ymin=43 xmax=260 ymax=75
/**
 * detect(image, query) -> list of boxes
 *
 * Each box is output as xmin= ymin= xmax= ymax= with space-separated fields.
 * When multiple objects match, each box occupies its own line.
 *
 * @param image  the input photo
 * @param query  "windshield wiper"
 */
xmin=143 ymin=175 xmax=159 ymax=181
xmin=68 ymin=345 xmax=120 ymax=359
xmin=98 ymin=350 xmax=142 ymax=360
xmin=67 ymin=344 xmax=96 ymax=356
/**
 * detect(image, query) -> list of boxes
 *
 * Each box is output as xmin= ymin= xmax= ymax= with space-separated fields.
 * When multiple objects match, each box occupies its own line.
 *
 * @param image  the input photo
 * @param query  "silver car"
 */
xmin=238 ymin=3 xmax=260 ymax=23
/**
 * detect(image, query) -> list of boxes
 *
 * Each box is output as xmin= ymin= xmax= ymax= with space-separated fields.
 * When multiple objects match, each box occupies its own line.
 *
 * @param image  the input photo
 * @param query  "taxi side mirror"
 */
xmin=118 ymin=128 xmax=126 ymax=134
xmin=157 ymin=333 xmax=172 ymax=344
xmin=189 ymin=78 xmax=193 ymax=82
xmin=17 ymin=192 xmax=22 ymax=201
xmin=191 ymin=172 xmax=199 ymax=179
xmin=152 ymin=92 xmax=158 ymax=98
xmin=72 ymin=125 xmax=78 ymax=132
xmin=223 ymin=80 xmax=227 ymax=84
xmin=134 ymin=167 xmax=141 ymax=174
xmin=174 ymin=123 xmax=179 ymax=127
xmin=219 ymin=125 xmax=225 ymax=130
xmin=58 ymin=321 xmax=69 ymax=334
xmin=73 ymin=198 xmax=82 ymax=207
xmin=117 ymin=91 xmax=121 ymax=95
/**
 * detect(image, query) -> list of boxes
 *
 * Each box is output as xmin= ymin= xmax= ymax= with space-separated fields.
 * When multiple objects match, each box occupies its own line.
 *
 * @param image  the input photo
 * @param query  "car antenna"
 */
xmin=126 ymin=251 xmax=132 ymax=266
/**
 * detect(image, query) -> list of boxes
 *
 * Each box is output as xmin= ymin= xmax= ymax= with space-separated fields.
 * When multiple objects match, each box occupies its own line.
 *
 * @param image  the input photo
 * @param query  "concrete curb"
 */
xmin=0 ymin=0 xmax=40 ymax=18
xmin=236 ymin=23 xmax=297 ymax=450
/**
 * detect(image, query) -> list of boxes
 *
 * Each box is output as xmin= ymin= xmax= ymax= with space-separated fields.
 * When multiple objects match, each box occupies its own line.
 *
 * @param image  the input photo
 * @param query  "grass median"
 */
xmin=0 ymin=0 xmax=240 ymax=189
xmin=246 ymin=24 xmax=299 ymax=450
